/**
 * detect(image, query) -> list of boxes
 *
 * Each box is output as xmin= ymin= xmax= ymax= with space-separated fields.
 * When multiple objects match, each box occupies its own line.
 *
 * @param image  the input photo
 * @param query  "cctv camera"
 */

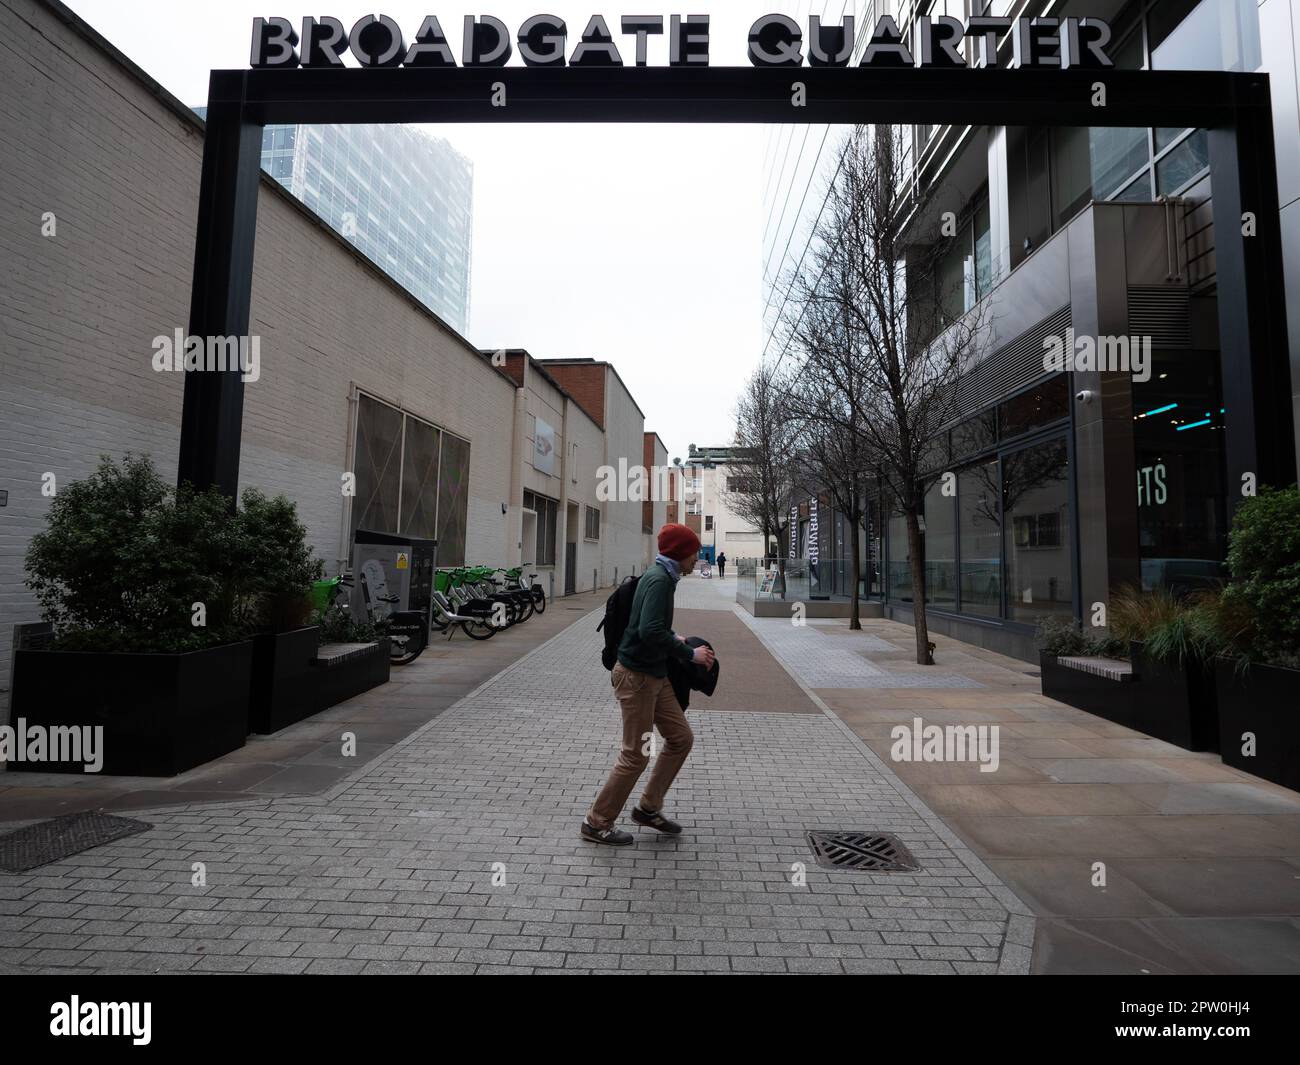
xmin=1076 ymin=389 xmax=1095 ymax=405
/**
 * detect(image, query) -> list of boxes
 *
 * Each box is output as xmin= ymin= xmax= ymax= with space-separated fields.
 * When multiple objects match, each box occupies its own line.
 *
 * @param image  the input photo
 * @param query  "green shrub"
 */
xmin=1109 ymin=584 xmax=1229 ymax=669
xmin=237 ymin=488 xmax=323 ymax=631
xmin=24 ymin=453 xmax=319 ymax=653
xmin=1220 ymin=486 xmax=1300 ymax=666
xmin=1035 ymin=614 xmax=1127 ymax=660
xmin=313 ymin=605 xmax=388 ymax=645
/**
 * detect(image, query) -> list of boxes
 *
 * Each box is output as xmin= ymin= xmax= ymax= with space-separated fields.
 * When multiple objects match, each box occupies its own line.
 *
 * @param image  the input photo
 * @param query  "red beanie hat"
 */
xmin=658 ymin=523 xmax=701 ymax=561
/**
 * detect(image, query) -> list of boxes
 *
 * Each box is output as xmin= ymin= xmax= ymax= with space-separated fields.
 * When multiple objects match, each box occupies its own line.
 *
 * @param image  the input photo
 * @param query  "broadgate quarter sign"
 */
xmin=250 ymin=14 xmax=1114 ymax=70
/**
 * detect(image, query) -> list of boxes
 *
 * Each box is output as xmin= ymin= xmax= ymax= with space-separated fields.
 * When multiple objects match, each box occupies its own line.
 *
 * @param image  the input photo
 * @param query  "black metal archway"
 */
xmin=181 ymin=64 xmax=1295 ymax=502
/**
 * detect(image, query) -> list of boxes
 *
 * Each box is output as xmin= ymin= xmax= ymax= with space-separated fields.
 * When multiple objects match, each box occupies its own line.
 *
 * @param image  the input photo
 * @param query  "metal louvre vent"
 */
xmin=1127 ymin=285 xmax=1191 ymax=348
xmin=0 ymin=812 xmax=152 ymax=874
xmin=955 ymin=305 xmax=1070 ymax=418
xmin=806 ymin=830 xmax=920 ymax=872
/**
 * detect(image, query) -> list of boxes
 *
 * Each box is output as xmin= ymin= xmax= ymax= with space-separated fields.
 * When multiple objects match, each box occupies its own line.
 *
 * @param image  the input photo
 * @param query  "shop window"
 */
xmin=887 ymin=511 xmax=913 ymax=603
xmin=1002 ymin=438 xmax=1072 ymax=623
xmin=924 ymin=481 xmax=957 ymax=610
xmin=1133 ymin=349 xmax=1227 ymax=594
xmin=958 ymin=461 xmax=1002 ymax=618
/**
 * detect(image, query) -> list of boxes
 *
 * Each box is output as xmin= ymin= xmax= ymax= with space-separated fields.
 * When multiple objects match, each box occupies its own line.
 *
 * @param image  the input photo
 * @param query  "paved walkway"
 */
xmin=7 ymin=572 xmax=1294 ymax=974
xmin=0 ymin=590 xmax=609 ymax=822
xmin=715 ymin=574 xmax=1300 ymax=974
xmin=0 ymin=577 xmax=1031 ymax=974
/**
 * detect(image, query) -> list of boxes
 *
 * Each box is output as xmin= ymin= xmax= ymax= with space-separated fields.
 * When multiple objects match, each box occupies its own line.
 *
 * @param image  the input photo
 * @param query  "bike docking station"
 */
xmin=350 ymin=528 xmax=438 ymax=665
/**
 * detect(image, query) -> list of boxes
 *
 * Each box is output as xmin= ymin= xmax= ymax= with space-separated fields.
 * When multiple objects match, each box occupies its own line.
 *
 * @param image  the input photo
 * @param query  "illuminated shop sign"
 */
xmin=250 ymin=14 xmax=1112 ymax=70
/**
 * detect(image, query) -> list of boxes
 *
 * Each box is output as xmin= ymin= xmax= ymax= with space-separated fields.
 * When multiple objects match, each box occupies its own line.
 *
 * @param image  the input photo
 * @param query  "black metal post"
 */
xmin=1209 ymin=76 xmax=1297 ymax=505
xmin=177 ymin=70 xmax=262 ymax=497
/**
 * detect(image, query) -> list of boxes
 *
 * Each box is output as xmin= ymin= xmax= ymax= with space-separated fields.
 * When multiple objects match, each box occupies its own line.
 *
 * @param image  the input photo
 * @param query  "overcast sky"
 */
xmin=61 ymin=2 xmax=845 ymax=460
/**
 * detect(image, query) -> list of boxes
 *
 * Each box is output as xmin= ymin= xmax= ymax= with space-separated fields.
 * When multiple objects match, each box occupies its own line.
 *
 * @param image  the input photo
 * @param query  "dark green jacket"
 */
xmin=617 ymin=563 xmax=696 ymax=677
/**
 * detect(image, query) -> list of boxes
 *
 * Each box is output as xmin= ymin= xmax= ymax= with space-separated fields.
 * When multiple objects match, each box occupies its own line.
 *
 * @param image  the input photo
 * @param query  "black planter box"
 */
xmin=1215 ymin=658 xmax=1300 ymax=792
xmin=8 ymin=641 xmax=252 ymax=776
xmin=1039 ymin=652 xmax=1137 ymax=729
xmin=314 ymin=639 xmax=390 ymax=712
xmin=249 ymin=626 xmax=321 ymax=735
xmin=1129 ymin=641 xmax=1220 ymax=753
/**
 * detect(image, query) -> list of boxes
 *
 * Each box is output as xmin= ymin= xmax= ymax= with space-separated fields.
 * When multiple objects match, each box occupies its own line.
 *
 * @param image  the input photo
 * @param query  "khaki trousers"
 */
xmin=586 ymin=661 xmax=694 ymax=830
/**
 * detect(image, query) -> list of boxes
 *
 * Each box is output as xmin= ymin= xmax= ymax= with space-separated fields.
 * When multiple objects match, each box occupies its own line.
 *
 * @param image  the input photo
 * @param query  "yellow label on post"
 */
xmin=396 ymin=552 xmax=409 ymax=570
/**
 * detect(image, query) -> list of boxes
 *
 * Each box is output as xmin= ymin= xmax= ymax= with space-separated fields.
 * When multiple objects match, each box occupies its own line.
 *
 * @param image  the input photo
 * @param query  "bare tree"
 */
xmin=727 ymin=361 xmax=797 ymax=565
xmin=782 ymin=124 xmax=990 ymax=664
xmin=781 ymin=239 xmax=878 ymax=631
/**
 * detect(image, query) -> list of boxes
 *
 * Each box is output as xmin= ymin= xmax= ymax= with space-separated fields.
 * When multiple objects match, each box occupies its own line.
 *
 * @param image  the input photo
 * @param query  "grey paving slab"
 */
xmin=0 ymin=595 xmax=1030 ymax=974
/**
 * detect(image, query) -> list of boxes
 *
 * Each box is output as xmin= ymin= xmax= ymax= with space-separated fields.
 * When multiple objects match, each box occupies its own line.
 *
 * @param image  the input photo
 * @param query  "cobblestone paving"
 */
xmin=0 ymin=602 xmax=1031 ymax=974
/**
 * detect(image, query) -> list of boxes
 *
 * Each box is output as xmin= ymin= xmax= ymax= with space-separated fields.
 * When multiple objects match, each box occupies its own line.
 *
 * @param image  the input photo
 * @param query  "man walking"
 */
xmin=582 ymin=523 xmax=715 ymax=846
xmin=716 ymin=551 xmax=727 ymax=580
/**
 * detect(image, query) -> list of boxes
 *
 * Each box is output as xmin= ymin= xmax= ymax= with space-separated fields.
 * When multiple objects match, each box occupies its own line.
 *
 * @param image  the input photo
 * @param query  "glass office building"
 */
xmin=770 ymin=0 xmax=1298 ymax=660
xmin=196 ymin=111 xmax=474 ymax=336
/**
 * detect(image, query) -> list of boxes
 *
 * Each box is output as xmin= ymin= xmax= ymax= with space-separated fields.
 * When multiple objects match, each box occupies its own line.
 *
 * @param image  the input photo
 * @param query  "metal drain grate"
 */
xmin=806 ymin=830 xmax=919 ymax=872
xmin=0 ymin=811 xmax=152 ymax=873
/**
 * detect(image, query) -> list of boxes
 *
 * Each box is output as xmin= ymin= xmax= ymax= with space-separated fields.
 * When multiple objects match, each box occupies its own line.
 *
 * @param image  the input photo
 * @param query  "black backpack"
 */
xmin=596 ymin=575 xmax=639 ymax=670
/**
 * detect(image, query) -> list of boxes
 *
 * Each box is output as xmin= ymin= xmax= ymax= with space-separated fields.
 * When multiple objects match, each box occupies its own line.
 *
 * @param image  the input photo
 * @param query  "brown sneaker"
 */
xmin=631 ymin=805 xmax=682 ymax=834
xmin=580 ymin=820 xmax=634 ymax=846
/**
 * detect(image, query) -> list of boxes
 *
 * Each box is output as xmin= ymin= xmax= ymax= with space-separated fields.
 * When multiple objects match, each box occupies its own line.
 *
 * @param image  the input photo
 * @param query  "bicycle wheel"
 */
xmin=389 ymin=635 xmax=424 ymax=665
xmin=513 ymin=594 xmax=534 ymax=624
xmin=460 ymin=618 xmax=496 ymax=640
xmin=531 ymin=585 xmax=546 ymax=614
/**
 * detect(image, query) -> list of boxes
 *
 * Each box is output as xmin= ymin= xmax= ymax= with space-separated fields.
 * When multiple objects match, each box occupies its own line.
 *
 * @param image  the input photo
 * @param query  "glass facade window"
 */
xmin=923 ymin=481 xmax=957 ymax=610
xmin=887 ymin=512 xmax=913 ymax=604
xmin=1002 ymin=439 xmax=1072 ymax=623
xmin=1156 ymin=129 xmax=1209 ymax=195
xmin=998 ymin=376 xmax=1070 ymax=441
xmin=958 ymin=462 xmax=1002 ymax=618
xmin=1151 ymin=0 xmax=1260 ymax=73
xmin=953 ymin=408 xmax=997 ymax=459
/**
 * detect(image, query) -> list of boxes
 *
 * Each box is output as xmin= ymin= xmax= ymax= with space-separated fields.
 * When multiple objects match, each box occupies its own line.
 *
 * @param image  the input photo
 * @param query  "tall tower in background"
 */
xmin=197 ymin=113 xmax=474 ymax=336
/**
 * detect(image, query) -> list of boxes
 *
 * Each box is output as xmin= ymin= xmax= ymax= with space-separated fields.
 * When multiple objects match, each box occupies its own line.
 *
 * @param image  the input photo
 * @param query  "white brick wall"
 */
xmin=601 ymin=369 xmax=648 ymax=585
xmin=0 ymin=0 xmax=514 ymax=701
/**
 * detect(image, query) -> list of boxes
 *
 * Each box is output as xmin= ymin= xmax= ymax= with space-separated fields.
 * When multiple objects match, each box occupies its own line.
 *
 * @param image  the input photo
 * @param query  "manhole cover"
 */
xmin=806 ymin=830 xmax=919 ymax=872
xmin=0 ymin=811 xmax=152 ymax=873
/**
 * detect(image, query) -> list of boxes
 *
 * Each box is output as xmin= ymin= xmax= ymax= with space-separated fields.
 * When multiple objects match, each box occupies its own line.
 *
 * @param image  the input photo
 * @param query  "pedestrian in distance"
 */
xmin=716 ymin=551 xmax=727 ymax=579
xmin=583 ymin=523 xmax=715 ymax=846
